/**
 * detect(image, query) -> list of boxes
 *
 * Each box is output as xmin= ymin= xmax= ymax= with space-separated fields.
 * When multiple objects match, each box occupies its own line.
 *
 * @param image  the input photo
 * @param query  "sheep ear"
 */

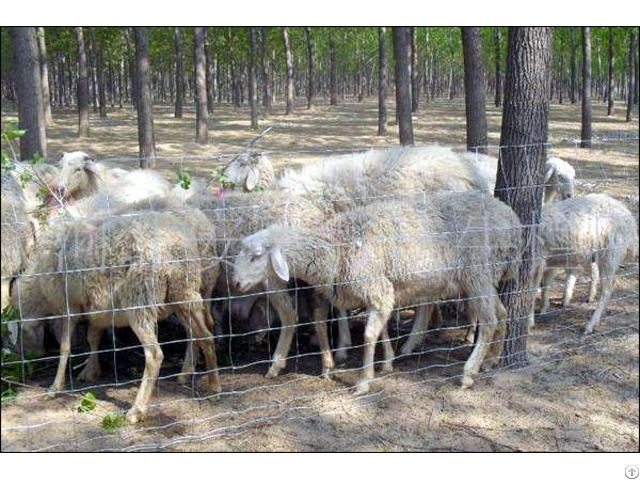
xmin=84 ymin=160 xmax=99 ymax=176
xmin=544 ymin=163 xmax=556 ymax=183
xmin=245 ymin=167 xmax=259 ymax=191
xmin=270 ymin=249 xmax=290 ymax=282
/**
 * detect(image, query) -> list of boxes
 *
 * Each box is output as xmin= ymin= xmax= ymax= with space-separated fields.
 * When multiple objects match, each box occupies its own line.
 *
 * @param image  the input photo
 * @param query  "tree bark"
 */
xmin=134 ymin=27 xmax=156 ymax=168
xmin=329 ymin=30 xmax=338 ymax=106
xmin=393 ymin=27 xmax=414 ymax=145
xmin=494 ymin=28 xmax=502 ymax=107
xmin=259 ymin=27 xmax=272 ymax=117
xmin=378 ymin=27 xmax=388 ymax=136
xmin=627 ymin=29 xmax=636 ymax=122
xmin=461 ymin=27 xmax=488 ymax=154
xmin=174 ymin=27 xmax=185 ymax=118
xmin=411 ymin=27 xmax=419 ymax=112
xmin=10 ymin=27 xmax=47 ymax=161
xmin=205 ymin=30 xmax=215 ymax=115
xmin=36 ymin=27 xmax=53 ymax=125
xmin=93 ymin=28 xmax=107 ymax=118
xmin=570 ymin=28 xmax=578 ymax=104
xmin=581 ymin=27 xmax=592 ymax=148
xmin=75 ymin=27 xmax=90 ymax=137
xmin=607 ymin=27 xmax=615 ymax=116
xmin=305 ymin=27 xmax=316 ymax=109
xmin=283 ymin=27 xmax=294 ymax=115
xmin=89 ymin=27 xmax=98 ymax=113
xmin=248 ymin=27 xmax=259 ymax=130
xmin=496 ymin=27 xmax=553 ymax=369
xmin=194 ymin=27 xmax=208 ymax=144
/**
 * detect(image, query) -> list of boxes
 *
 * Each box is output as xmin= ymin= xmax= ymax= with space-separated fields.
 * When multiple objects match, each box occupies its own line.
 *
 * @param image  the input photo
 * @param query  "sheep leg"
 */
xmin=78 ymin=324 xmax=103 ymax=382
xmin=399 ymin=303 xmax=433 ymax=356
xmin=540 ymin=268 xmax=558 ymax=315
xmin=588 ymin=261 xmax=600 ymax=303
xmin=263 ymin=291 xmax=298 ymax=378
xmin=1 ymin=279 xmax=9 ymax=311
xmin=190 ymin=304 xmax=221 ymax=394
xmin=562 ymin=269 xmax=578 ymax=307
xmin=334 ymin=309 xmax=351 ymax=364
xmin=483 ymin=300 xmax=508 ymax=371
xmin=378 ymin=325 xmax=394 ymax=373
xmin=311 ymin=299 xmax=334 ymax=379
xmin=354 ymin=308 xmax=392 ymax=396
xmin=126 ymin=315 xmax=163 ymax=424
xmin=178 ymin=305 xmax=216 ymax=383
xmin=461 ymin=297 xmax=498 ymax=389
xmin=529 ymin=260 xmax=546 ymax=329
xmin=49 ymin=316 xmax=76 ymax=394
xmin=585 ymin=260 xmax=615 ymax=335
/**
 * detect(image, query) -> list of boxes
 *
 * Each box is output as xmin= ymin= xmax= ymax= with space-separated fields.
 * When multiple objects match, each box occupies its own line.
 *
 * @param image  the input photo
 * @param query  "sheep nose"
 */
xmin=565 ymin=193 xmax=573 ymax=199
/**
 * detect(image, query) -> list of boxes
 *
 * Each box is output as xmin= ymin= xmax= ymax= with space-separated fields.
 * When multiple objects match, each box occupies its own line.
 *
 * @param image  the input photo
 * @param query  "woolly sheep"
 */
xmin=15 ymin=198 xmax=221 ymax=423
xmin=532 ymin=193 xmax=638 ymax=334
xmin=231 ymin=191 xmax=522 ymax=394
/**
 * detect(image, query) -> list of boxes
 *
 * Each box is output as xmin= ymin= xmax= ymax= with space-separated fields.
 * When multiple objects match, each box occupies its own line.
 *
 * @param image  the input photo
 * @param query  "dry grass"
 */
xmin=1 ymin=97 xmax=638 ymax=452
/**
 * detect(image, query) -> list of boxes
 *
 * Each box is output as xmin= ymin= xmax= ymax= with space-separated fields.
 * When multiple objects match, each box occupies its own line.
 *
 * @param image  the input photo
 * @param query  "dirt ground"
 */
xmin=1 ymin=97 xmax=638 ymax=452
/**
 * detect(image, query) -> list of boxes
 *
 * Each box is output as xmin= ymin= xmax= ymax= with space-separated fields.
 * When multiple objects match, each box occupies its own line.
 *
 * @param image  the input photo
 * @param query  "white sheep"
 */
xmin=220 ymin=151 xmax=275 ymax=192
xmin=15 ymin=198 xmax=221 ymax=423
xmin=532 ymin=193 xmax=638 ymax=334
xmin=232 ymin=191 xmax=522 ymax=394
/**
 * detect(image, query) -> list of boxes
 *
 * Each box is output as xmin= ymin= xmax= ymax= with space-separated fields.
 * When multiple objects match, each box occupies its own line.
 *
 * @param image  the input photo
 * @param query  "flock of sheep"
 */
xmin=1 ymin=145 xmax=637 ymax=424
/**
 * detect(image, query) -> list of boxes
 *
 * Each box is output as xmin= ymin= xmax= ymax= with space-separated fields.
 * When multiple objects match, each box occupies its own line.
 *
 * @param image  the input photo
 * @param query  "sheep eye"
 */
xmin=250 ymin=252 xmax=263 ymax=262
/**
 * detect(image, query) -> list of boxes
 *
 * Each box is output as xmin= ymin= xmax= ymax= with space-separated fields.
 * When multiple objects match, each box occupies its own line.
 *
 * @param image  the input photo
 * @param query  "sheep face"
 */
xmin=545 ymin=157 xmax=576 ymax=201
xmin=59 ymin=152 xmax=97 ymax=200
xmin=232 ymin=230 xmax=290 ymax=292
xmin=221 ymin=152 xmax=269 ymax=192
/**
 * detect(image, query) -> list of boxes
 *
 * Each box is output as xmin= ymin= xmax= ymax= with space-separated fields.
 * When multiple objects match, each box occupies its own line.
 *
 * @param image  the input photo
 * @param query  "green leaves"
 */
xmin=102 ymin=412 xmax=126 ymax=431
xmin=177 ymin=171 xmax=192 ymax=190
xmin=77 ymin=391 xmax=97 ymax=413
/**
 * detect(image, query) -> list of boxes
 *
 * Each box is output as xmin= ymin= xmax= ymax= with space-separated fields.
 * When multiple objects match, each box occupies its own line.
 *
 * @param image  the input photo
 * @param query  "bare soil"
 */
xmin=1 ymin=98 xmax=638 ymax=451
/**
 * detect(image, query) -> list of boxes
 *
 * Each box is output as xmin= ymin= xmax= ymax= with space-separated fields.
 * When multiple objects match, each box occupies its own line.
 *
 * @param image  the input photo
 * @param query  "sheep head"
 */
xmin=221 ymin=152 xmax=272 ymax=192
xmin=544 ymin=157 xmax=576 ymax=202
xmin=58 ymin=151 xmax=99 ymax=200
xmin=232 ymin=228 xmax=290 ymax=292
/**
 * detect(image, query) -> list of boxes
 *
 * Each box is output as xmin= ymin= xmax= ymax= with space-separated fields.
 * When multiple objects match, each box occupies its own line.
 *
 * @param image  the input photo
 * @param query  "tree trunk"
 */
xmin=174 ymin=27 xmax=185 ymax=118
xmin=259 ymin=27 xmax=272 ymax=117
xmin=305 ymin=27 xmax=316 ymax=109
xmin=461 ymin=27 xmax=488 ymax=154
xmin=494 ymin=28 xmax=502 ymax=107
xmin=411 ymin=27 xmax=419 ymax=112
xmin=10 ymin=27 xmax=47 ymax=161
xmin=89 ymin=27 xmax=98 ymax=113
xmin=329 ymin=30 xmax=338 ymax=106
xmin=36 ymin=27 xmax=53 ymax=125
xmin=393 ymin=27 xmax=414 ymax=145
xmin=378 ymin=27 xmax=388 ymax=136
xmin=627 ymin=29 xmax=636 ymax=122
xmin=496 ymin=27 xmax=553 ymax=369
xmin=607 ymin=27 xmax=615 ymax=116
xmin=570 ymin=28 xmax=578 ymax=104
xmin=134 ymin=27 xmax=156 ymax=168
xmin=581 ymin=27 xmax=592 ymax=148
xmin=194 ymin=27 xmax=208 ymax=144
xmin=283 ymin=27 xmax=294 ymax=115
xmin=93 ymin=28 xmax=107 ymax=118
xmin=205 ymin=31 xmax=215 ymax=115
xmin=75 ymin=27 xmax=90 ymax=137
xmin=248 ymin=27 xmax=259 ymax=130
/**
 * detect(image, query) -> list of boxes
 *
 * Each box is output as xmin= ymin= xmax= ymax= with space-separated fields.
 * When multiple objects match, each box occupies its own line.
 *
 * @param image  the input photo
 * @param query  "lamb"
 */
xmin=15 ymin=198 xmax=221 ymax=423
xmin=231 ymin=191 xmax=522 ymax=394
xmin=532 ymin=193 xmax=638 ymax=334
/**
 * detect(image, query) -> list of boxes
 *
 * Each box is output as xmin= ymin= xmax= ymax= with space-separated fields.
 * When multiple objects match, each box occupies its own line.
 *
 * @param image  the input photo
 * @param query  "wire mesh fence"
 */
xmin=1 ymin=137 xmax=638 ymax=451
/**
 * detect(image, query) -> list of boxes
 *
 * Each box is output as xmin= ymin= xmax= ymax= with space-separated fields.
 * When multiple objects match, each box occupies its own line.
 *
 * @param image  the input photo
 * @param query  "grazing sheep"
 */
xmin=232 ymin=191 xmax=522 ymax=394
xmin=220 ymin=151 xmax=275 ymax=192
xmin=15 ymin=198 xmax=220 ymax=423
xmin=533 ymin=193 xmax=638 ymax=334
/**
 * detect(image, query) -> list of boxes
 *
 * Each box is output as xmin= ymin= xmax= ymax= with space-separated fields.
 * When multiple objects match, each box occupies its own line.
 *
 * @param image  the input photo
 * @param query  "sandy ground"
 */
xmin=1 ymin=97 xmax=638 ymax=451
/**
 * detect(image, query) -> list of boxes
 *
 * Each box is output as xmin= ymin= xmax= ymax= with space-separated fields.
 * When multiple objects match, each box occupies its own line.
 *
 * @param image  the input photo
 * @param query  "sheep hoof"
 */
xmin=265 ymin=367 xmax=281 ymax=379
xmin=334 ymin=351 xmax=348 ymax=364
xmin=126 ymin=407 xmax=145 ymax=424
xmin=460 ymin=376 xmax=474 ymax=389
xmin=176 ymin=374 xmax=190 ymax=385
xmin=379 ymin=363 xmax=393 ymax=374
xmin=353 ymin=381 xmax=371 ymax=396
xmin=78 ymin=365 xmax=101 ymax=383
xmin=583 ymin=327 xmax=594 ymax=336
xmin=320 ymin=369 xmax=333 ymax=380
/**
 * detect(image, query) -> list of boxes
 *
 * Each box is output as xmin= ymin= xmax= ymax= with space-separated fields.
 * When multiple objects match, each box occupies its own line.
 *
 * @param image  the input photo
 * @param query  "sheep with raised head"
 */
xmin=15 ymin=198 xmax=220 ymax=423
xmin=232 ymin=191 xmax=522 ymax=394
xmin=58 ymin=151 xmax=170 ymax=206
xmin=532 ymin=193 xmax=638 ymax=333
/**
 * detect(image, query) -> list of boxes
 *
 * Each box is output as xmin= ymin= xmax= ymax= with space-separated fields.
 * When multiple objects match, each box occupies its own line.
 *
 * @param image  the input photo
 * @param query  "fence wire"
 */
xmin=1 ymin=137 xmax=638 ymax=452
